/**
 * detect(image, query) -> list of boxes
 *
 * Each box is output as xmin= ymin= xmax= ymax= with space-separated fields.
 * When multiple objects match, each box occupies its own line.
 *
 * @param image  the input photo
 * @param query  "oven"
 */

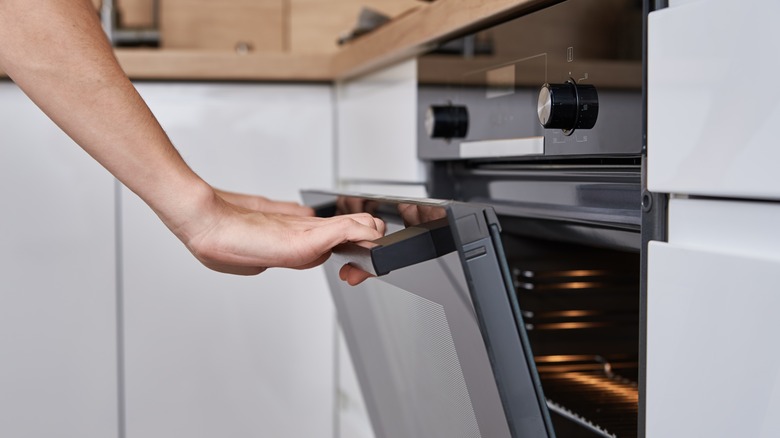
xmin=309 ymin=0 xmax=660 ymax=437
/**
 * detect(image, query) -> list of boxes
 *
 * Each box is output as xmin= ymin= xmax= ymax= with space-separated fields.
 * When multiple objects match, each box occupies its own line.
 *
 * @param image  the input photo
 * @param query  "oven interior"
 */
xmin=501 ymin=231 xmax=640 ymax=438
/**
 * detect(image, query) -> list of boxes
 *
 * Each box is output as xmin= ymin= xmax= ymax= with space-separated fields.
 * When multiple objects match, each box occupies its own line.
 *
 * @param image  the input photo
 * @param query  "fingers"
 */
xmin=373 ymin=217 xmax=386 ymax=235
xmin=293 ymin=252 xmax=331 ymax=270
xmin=398 ymin=203 xmax=420 ymax=226
xmin=339 ymin=264 xmax=374 ymax=286
xmin=324 ymin=213 xmax=385 ymax=246
xmin=202 ymin=260 xmax=267 ymax=276
xmin=333 ymin=212 xmax=384 ymax=233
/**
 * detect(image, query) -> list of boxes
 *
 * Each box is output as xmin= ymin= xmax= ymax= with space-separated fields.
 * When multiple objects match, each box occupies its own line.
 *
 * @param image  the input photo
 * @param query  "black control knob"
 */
xmin=537 ymin=82 xmax=599 ymax=134
xmin=425 ymin=105 xmax=469 ymax=139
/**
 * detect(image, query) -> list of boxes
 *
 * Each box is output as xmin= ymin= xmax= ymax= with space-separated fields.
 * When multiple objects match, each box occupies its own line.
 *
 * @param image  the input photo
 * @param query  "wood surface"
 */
xmin=289 ymin=0 xmax=419 ymax=54
xmin=160 ymin=0 xmax=285 ymax=52
xmin=332 ymin=0 xmax=554 ymax=79
xmin=0 ymin=0 xmax=555 ymax=81
xmin=117 ymin=0 xmax=155 ymax=28
xmin=115 ymin=49 xmax=332 ymax=81
xmin=0 ymin=50 xmax=330 ymax=82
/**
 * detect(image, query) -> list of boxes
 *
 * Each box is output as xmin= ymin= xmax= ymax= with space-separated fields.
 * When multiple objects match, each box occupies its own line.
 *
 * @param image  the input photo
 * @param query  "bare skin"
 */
xmin=0 ymin=0 xmax=384 ymax=276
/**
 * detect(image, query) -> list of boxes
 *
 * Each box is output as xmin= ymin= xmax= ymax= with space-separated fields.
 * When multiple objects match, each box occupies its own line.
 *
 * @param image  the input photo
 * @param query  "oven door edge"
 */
xmin=448 ymin=202 xmax=556 ymax=437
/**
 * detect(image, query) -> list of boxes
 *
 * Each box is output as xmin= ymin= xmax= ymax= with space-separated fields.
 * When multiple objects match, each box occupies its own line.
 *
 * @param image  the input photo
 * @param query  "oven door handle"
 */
xmin=331 ymin=218 xmax=456 ymax=276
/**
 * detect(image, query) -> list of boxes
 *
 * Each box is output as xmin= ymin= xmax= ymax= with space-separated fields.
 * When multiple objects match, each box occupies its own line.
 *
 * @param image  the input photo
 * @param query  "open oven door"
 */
xmin=302 ymin=191 xmax=555 ymax=438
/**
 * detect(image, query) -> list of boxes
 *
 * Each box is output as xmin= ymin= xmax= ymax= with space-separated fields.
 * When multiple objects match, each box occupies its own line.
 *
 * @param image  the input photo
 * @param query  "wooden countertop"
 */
xmin=116 ymin=50 xmax=333 ymax=81
xmin=0 ymin=0 xmax=548 ymax=82
xmin=333 ymin=0 xmax=549 ymax=80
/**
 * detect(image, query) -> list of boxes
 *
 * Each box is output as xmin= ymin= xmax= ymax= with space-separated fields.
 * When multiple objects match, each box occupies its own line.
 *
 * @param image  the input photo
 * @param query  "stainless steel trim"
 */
xmin=459 ymin=137 xmax=544 ymax=159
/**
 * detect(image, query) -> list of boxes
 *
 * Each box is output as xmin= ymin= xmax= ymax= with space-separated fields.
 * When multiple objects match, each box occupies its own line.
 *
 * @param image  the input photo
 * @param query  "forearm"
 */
xmin=0 ymin=0 xmax=386 ymax=277
xmin=0 ymin=0 xmax=212 ymax=235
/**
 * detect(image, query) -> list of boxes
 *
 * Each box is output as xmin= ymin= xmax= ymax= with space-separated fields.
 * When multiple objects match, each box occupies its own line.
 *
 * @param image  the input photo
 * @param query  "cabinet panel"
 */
xmin=336 ymin=60 xmax=424 ymax=184
xmin=124 ymin=83 xmax=335 ymax=438
xmin=648 ymin=0 xmax=780 ymax=199
xmin=647 ymin=241 xmax=780 ymax=437
xmin=667 ymin=197 xmax=780 ymax=259
xmin=0 ymin=83 xmax=118 ymax=438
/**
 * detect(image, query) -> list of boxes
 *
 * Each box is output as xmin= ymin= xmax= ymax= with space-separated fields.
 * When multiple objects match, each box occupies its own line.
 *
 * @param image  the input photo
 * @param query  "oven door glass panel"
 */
xmin=302 ymin=191 xmax=553 ymax=438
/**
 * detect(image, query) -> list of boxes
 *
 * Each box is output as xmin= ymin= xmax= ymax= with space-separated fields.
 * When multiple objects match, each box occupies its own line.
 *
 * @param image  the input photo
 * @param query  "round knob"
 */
xmin=537 ymin=82 xmax=599 ymax=134
xmin=426 ymin=105 xmax=469 ymax=139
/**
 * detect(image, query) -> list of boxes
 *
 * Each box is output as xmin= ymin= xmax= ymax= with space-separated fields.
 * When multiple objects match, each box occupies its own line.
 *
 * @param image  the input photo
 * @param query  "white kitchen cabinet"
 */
xmin=647 ymin=1 xmax=780 ymax=435
xmin=336 ymin=60 xmax=424 ymax=185
xmin=123 ymin=83 xmax=335 ymax=438
xmin=648 ymin=0 xmax=780 ymax=200
xmin=0 ymin=83 xmax=119 ymax=438
xmin=647 ymin=198 xmax=780 ymax=437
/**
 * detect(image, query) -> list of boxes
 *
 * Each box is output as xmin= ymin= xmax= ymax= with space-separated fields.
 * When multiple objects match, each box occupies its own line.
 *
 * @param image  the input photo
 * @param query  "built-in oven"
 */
xmin=309 ymin=0 xmax=660 ymax=437
xmin=305 ymin=180 xmax=644 ymax=438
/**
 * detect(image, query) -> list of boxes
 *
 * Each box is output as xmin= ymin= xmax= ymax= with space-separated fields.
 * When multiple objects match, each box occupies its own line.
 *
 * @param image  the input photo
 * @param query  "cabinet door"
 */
xmin=123 ymin=83 xmax=335 ymax=438
xmin=648 ymin=0 xmax=780 ymax=199
xmin=647 ymin=199 xmax=780 ymax=437
xmin=0 ymin=83 xmax=118 ymax=437
xmin=336 ymin=60 xmax=424 ymax=184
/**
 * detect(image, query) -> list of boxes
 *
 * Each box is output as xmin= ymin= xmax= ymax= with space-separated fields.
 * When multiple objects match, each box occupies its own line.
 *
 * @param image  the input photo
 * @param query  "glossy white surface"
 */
xmin=647 ymin=242 xmax=780 ymax=437
xmin=336 ymin=60 xmax=424 ymax=184
xmin=667 ymin=197 xmax=780 ymax=259
xmin=123 ymin=83 xmax=335 ymax=438
xmin=648 ymin=0 xmax=780 ymax=199
xmin=0 ymin=82 xmax=119 ymax=437
xmin=648 ymin=198 xmax=780 ymax=437
xmin=667 ymin=0 xmax=701 ymax=7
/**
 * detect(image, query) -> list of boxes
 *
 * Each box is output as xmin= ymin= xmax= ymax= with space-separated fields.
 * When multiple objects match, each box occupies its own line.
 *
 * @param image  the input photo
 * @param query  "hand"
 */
xmin=334 ymin=196 xmax=382 ymax=285
xmin=215 ymin=188 xmax=314 ymax=216
xmin=339 ymin=204 xmax=449 ymax=286
xmin=173 ymin=190 xmax=385 ymax=276
xmin=339 ymin=263 xmax=375 ymax=286
xmin=214 ymin=190 xmax=384 ymax=283
xmin=172 ymin=193 xmax=384 ymax=275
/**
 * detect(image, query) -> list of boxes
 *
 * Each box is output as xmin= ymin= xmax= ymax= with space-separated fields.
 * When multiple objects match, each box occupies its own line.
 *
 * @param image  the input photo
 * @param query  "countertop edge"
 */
xmin=115 ymin=50 xmax=334 ymax=82
xmin=0 ymin=0 xmax=546 ymax=82
xmin=332 ymin=0 xmax=552 ymax=80
xmin=0 ymin=51 xmax=333 ymax=82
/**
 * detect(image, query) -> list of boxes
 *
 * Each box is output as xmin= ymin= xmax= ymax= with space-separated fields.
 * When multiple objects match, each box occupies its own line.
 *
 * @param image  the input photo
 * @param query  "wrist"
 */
xmin=149 ymin=177 xmax=223 ymax=244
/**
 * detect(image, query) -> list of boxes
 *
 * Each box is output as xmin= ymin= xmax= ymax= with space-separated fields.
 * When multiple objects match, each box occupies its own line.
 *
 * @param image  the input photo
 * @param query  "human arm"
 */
xmin=214 ymin=189 xmax=315 ymax=217
xmin=0 ymin=0 xmax=383 ymax=275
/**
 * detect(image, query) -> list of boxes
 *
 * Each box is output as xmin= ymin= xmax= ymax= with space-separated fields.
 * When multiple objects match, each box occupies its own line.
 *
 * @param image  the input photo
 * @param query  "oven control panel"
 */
xmin=417 ymin=0 xmax=643 ymax=160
